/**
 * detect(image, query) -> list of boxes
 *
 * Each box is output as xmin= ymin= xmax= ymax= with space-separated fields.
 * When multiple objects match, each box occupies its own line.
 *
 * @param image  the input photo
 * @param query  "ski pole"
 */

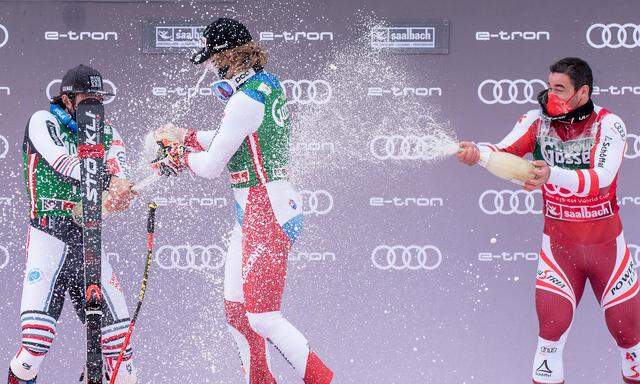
xmin=109 ymin=202 xmax=158 ymax=384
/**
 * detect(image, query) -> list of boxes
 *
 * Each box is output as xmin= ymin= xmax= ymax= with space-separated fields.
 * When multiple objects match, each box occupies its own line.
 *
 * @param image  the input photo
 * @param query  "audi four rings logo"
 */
xmin=0 ymin=245 xmax=9 ymax=270
xmin=0 ymin=135 xmax=8 ymax=159
xmin=479 ymin=189 xmax=543 ymax=215
xmin=630 ymin=244 xmax=640 ymax=266
xmin=371 ymin=245 xmax=443 ymax=271
xmin=543 ymin=183 xmax=584 ymax=198
xmin=626 ymin=134 xmax=640 ymax=159
xmin=370 ymin=135 xmax=435 ymax=160
xmin=281 ymin=80 xmax=332 ymax=105
xmin=478 ymin=79 xmax=546 ymax=105
xmin=299 ymin=189 xmax=333 ymax=216
xmin=46 ymin=79 xmax=117 ymax=104
xmin=0 ymin=24 xmax=8 ymax=48
xmin=155 ymin=244 xmax=226 ymax=274
xmin=586 ymin=23 xmax=640 ymax=48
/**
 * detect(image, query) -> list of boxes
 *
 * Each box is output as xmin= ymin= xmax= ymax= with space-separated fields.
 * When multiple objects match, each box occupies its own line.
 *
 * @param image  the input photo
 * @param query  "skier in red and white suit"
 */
xmin=151 ymin=18 xmax=332 ymax=384
xmin=458 ymin=57 xmax=640 ymax=383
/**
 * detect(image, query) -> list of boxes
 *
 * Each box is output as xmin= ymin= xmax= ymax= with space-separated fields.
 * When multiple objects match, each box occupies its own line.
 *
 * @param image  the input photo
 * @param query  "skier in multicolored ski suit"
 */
xmin=151 ymin=18 xmax=333 ymax=384
xmin=458 ymin=57 xmax=639 ymax=384
xmin=8 ymin=65 xmax=138 ymax=384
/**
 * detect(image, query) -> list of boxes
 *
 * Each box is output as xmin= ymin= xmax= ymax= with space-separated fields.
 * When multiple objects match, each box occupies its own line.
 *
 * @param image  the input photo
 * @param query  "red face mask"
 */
xmin=546 ymin=91 xmax=578 ymax=117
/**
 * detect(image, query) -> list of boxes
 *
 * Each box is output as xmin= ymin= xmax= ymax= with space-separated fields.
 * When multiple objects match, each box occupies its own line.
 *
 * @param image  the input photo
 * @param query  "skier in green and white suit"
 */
xmin=8 ymin=65 xmax=138 ymax=384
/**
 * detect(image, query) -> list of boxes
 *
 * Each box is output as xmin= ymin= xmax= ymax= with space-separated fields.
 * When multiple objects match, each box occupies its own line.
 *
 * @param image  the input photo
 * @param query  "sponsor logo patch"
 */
xmin=545 ymin=201 xmax=614 ymax=222
xmin=230 ymin=170 xmax=250 ymax=184
xmin=28 ymin=268 xmax=42 ymax=284
xmin=370 ymin=21 xmax=450 ymax=54
xmin=535 ymin=360 xmax=553 ymax=376
xmin=40 ymin=198 xmax=76 ymax=212
xmin=46 ymin=121 xmax=63 ymax=146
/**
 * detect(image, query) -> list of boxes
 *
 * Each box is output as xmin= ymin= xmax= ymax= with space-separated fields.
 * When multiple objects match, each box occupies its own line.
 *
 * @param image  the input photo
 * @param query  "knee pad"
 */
xmin=10 ymin=313 xmax=58 ymax=380
xmin=532 ymin=335 xmax=567 ymax=384
xmin=102 ymin=321 xmax=136 ymax=384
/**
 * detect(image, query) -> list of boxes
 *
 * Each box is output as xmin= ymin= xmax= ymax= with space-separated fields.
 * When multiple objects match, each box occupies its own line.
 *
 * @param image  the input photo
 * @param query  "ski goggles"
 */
xmin=211 ymin=79 xmax=236 ymax=102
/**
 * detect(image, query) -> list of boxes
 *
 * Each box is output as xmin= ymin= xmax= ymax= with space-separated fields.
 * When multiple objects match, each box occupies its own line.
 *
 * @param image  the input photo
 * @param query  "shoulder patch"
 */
xmin=613 ymin=121 xmax=626 ymax=140
xmin=603 ymin=114 xmax=626 ymax=140
xmin=46 ymin=120 xmax=64 ymax=146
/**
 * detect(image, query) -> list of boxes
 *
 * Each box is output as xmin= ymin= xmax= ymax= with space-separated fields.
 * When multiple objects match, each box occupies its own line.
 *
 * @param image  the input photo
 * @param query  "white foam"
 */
xmin=287 ymin=19 xmax=458 ymax=184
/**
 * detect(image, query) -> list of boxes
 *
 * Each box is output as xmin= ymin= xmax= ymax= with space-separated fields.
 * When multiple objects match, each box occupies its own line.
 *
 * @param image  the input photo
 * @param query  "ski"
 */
xmin=76 ymin=98 xmax=106 ymax=384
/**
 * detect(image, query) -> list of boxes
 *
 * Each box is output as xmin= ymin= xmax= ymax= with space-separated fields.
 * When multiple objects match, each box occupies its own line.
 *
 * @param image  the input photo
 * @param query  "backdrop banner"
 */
xmin=0 ymin=1 xmax=638 ymax=383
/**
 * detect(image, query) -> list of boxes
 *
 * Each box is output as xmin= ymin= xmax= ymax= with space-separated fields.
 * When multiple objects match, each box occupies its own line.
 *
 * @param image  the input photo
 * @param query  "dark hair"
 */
xmin=549 ymin=57 xmax=593 ymax=96
xmin=51 ymin=93 xmax=73 ymax=108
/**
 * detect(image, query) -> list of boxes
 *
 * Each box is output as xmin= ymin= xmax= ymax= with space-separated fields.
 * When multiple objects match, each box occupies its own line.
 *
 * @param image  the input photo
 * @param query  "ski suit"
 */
xmin=10 ymin=109 xmax=136 ymax=383
xmin=182 ymin=70 xmax=333 ymax=384
xmin=481 ymin=101 xmax=639 ymax=384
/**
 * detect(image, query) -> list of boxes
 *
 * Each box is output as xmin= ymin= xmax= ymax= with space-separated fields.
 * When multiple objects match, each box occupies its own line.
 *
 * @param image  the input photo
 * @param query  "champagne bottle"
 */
xmin=478 ymin=150 xmax=538 ymax=185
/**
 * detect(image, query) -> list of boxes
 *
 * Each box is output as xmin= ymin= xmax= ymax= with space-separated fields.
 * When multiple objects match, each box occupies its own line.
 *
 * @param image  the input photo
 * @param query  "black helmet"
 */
xmin=190 ymin=18 xmax=252 ymax=65
xmin=52 ymin=64 xmax=114 ymax=102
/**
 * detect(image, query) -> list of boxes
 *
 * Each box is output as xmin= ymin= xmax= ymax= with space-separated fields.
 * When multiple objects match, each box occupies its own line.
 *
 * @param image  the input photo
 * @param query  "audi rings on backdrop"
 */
xmin=155 ymin=244 xmax=226 ymax=274
xmin=629 ymin=244 xmax=640 ymax=267
xmin=0 ymin=135 xmax=8 ymax=159
xmin=371 ymin=245 xmax=443 ymax=271
xmin=625 ymin=134 xmax=640 ymax=159
xmin=299 ymin=189 xmax=334 ymax=216
xmin=0 ymin=24 xmax=7 ymax=48
xmin=45 ymin=78 xmax=118 ymax=104
xmin=479 ymin=189 xmax=543 ymax=215
xmin=281 ymin=80 xmax=332 ymax=105
xmin=586 ymin=23 xmax=640 ymax=49
xmin=0 ymin=245 xmax=9 ymax=270
xmin=477 ymin=79 xmax=546 ymax=105
xmin=370 ymin=135 xmax=436 ymax=160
